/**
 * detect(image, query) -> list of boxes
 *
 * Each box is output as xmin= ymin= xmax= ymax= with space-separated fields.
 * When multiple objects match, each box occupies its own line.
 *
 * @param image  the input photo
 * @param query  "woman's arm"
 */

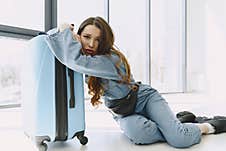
xmin=44 ymin=27 xmax=122 ymax=81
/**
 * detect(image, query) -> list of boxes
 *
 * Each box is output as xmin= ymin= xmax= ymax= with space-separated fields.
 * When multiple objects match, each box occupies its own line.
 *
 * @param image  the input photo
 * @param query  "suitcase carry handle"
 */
xmin=68 ymin=69 xmax=75 ymax=108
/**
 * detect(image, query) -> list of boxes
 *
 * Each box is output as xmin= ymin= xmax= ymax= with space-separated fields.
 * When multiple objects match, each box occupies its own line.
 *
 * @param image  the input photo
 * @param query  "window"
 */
xmin=109 ymin=0 xmax=150 ymax=83
xmin=57 ymin=0 xmax=107 ymax=29
xmin=0 ymin=37 xmax=28 ymax=106
xmin=0 ymin=0 xmax=48 ymax=108
xmin=0 ymin=0 xmax=188 ymax=109
xmin=150 ymin=0 xmax=185 ymax=93
xmin=0 ymin=0 xmax=44 ymax=31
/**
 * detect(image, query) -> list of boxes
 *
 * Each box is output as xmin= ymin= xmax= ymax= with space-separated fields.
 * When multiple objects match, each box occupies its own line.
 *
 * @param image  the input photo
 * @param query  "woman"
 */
xmin=45 ymin=16 xmax=226 ymax=148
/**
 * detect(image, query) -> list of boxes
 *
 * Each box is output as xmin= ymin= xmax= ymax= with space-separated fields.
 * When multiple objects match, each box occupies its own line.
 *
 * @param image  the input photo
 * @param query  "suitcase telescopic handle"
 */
xmin=68 ymin=69 xmax=75 ymax=108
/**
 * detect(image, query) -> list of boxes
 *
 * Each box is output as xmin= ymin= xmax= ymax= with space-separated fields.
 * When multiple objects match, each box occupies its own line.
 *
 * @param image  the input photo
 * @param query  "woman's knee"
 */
xmin=118 ymin=114 xmax=163 ymax=144
xmin=165 ymin=124 xmax=201 ymax=148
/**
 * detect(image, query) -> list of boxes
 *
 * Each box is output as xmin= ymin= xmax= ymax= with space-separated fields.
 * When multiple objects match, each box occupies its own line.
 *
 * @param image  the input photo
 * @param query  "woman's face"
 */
xmin=80 ymin=25 xmax=101 ymax=55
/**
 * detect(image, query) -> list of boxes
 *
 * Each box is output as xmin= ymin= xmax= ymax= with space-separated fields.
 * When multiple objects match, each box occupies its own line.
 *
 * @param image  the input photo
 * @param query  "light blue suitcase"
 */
xmin=22 ymin=35 xmax=88 ymax=151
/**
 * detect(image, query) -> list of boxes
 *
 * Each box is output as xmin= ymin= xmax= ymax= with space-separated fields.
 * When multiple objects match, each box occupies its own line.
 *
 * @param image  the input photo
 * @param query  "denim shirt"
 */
xmin=44 ymin=28 xmax=136 ymax=101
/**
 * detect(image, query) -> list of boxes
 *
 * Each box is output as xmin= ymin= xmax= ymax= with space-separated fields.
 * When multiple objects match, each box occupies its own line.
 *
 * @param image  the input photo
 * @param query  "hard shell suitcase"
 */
xmin=22 ymin=35 xmax=88 ymax=151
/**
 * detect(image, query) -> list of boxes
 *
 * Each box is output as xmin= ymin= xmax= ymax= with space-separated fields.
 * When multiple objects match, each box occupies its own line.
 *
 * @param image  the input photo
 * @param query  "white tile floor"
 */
xmin=0 ymin=93 xmax=226 ymax=151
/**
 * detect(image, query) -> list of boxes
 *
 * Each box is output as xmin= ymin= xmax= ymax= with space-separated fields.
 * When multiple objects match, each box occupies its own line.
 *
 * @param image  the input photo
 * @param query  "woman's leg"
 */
xmin=114 ymin=114 xmax=165 ymax=145
xmin=143 ymin=90 xmax=202 ymax=148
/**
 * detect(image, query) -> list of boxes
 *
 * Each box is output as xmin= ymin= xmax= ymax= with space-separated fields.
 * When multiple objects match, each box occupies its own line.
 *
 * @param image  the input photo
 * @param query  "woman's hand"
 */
xmin=72 ymin=31 xmax=81 ymax=43
xmin=58 ymin=23 xmax=71 ymax=32
xmin=58 ymin=23 xmax=81 ymax=42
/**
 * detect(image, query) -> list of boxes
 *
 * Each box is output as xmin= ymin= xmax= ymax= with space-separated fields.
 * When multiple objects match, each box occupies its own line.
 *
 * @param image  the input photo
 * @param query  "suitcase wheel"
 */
xmin=77 ymin=135 xmax=88 ymax=145
xmin=35 ymin=136 xmax=50 ymax=151
xmin=37 ymin=143 xmax=48 ymax=151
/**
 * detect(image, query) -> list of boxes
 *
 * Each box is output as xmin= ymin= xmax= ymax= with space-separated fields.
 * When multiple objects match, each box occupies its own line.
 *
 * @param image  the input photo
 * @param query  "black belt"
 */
xmin=105 ymin=82 xmax=140 ymax=117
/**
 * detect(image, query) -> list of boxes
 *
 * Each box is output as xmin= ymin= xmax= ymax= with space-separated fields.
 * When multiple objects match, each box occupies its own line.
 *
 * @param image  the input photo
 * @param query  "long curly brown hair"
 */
xmin=77 ymin=17 xmax=131 ymax=107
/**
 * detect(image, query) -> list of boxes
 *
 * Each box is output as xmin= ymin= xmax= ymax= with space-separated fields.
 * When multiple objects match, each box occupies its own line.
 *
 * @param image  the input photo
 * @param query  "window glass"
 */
xmin=109 ymin=0 xmax=150 ymax=83
xmin=150 ymin=0 xmax=185 ymax=93
xmin=0 ymin=0 xmax=44 ymax=30
xmin=186 ymin=0 xmax=208 ymax=92
xmin=58 ymin=0 xmax=106 ymax=30
xmin=0 ymin=37 xmax=27 ymax=106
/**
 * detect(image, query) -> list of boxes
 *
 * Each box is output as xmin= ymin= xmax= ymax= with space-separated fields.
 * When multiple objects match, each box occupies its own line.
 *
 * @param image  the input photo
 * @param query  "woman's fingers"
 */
xmin=58 ymin=23 xmax=75 ymax=32
xmin=58 ymin=23 xmax=80 ymax=42
xmin=59 ymin=23 xmax=71 ymax=32
xmin=69 ymin=24 xmax=81 ymax=42
xmin=73 ymin=33 xmax=81 ymax=42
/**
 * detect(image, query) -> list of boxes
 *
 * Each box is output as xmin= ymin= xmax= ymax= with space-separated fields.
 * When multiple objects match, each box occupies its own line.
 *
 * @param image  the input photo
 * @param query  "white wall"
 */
xmin=188 ymin=0 xmax=226 ymax=101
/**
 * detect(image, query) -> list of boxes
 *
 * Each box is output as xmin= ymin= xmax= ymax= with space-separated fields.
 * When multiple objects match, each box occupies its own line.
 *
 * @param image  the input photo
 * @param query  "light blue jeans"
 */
xmin=112 ymin=84 xmax=202 ymax=148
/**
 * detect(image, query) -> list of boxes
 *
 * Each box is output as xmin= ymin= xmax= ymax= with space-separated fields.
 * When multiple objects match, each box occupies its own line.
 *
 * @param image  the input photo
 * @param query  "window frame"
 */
xmin=0 ymin=0 xmax=189 ymax=108
xmin=0 ymin=0 xmax=57 ymax=108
